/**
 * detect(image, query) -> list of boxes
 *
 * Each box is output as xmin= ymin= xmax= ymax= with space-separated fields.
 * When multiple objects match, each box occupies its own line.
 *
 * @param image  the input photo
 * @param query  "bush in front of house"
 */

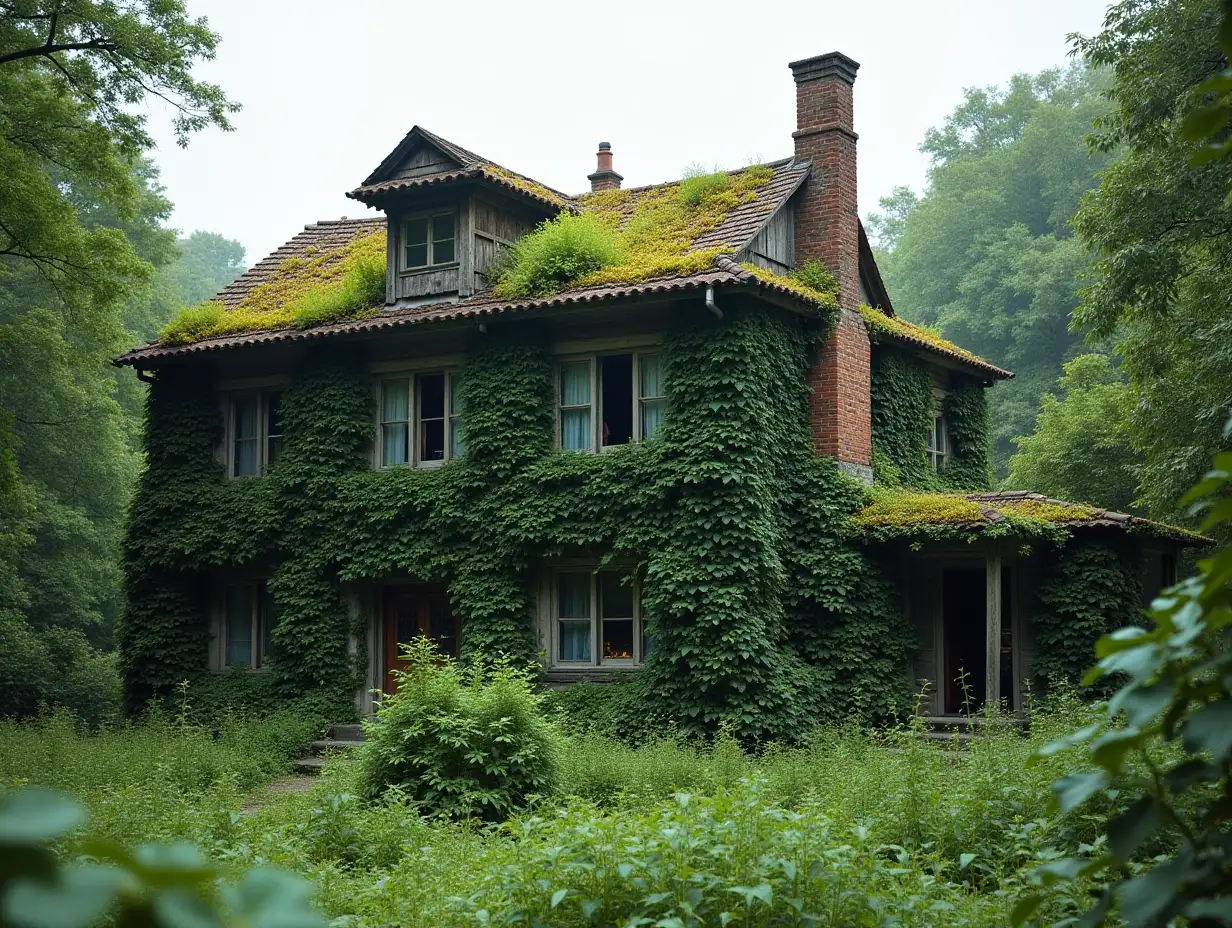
xmin=494 ymin=213 xmax=621 ymax=298
xmin=356 ymin=638 xmax=560 ymax=820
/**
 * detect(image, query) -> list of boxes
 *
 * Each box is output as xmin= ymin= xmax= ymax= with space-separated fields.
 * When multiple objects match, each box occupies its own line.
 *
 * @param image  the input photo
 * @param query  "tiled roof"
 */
xmin=857 ymin=306 xmax=1013 ymax=381
xmin=215 ymin=218 xmax=383 ymax=310
xmin=348 ymin=126 xmax=576 ymax=212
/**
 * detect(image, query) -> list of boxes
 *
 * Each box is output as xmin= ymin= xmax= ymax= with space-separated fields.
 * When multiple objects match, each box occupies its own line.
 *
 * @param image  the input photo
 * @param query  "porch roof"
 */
xmin=855 ymin=489 xmax=1206 ymax=546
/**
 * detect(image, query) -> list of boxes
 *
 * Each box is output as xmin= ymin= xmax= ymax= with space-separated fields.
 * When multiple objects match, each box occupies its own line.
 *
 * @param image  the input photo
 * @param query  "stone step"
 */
xmin=330 ymin=724 xmax=365 ymax=741
xmin=292 ymin=756 xmax=326 ymax=774
xmin=310 ymin=739 xmax=365 ymax=754
xmin=922 ymin=715 xmax=1027 ymax=731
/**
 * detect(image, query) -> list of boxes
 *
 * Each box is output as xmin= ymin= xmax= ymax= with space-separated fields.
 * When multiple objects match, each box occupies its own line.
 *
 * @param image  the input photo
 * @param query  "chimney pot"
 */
xmin=588 ymin=141 xmax=623 ymax=192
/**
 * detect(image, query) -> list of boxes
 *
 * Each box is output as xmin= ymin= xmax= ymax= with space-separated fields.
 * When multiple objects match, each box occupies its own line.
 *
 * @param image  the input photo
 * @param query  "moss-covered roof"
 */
xmin=858 ymin=305 xmax=1013 ymax=381
xmin=856 ymin=489 xmax=1206 ymax=545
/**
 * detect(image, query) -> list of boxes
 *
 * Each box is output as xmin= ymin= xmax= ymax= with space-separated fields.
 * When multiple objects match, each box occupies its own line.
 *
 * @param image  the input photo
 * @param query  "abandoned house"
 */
xmin=116 ymin=51 xmax=1197 ymax=734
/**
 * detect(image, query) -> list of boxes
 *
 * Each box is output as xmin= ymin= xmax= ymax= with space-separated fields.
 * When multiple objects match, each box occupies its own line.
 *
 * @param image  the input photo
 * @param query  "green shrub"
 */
xmin=0 ymin=619 xmax=120 ymax=728
xmin=677 ymin=163 xmax=729 ymax=206
xmin=494 ymin=214 xmax=621 ymax=298
xmin=544 ymin=679 xmax=670 ymax=744
xmin=356 ymin=639 xmax=560 ymax=820
xmin=791 ymin=261 xmax=840 ymax=297
xmin=290 ymin=249 xmax=386 ymax=329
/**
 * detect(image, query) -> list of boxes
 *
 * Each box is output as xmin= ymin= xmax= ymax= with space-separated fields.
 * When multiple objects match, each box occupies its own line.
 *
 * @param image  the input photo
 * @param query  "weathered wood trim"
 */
xmin=458 ymin=195 xmax=474 ymax=298
xmin=986 ymin=550 xmax=1002 ymax=707
xmin=385 ymin=215 xmax=397 ymax=305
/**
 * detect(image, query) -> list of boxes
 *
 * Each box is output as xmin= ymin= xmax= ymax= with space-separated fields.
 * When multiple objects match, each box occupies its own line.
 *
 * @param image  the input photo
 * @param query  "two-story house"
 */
xmin=116 ymin=52 xmax=1195 ymax=734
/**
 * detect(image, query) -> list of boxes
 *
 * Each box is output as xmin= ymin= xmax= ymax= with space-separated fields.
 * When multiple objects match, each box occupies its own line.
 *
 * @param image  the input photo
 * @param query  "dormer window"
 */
xmin=403 ymin=212 xmax=456 ymax=270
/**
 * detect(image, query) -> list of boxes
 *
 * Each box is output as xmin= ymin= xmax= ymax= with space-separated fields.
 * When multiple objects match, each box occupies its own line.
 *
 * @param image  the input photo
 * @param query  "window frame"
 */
xmin=555 ymin=349 xmax=666 ymax=453
xmin=926 ymin=412 xmax=948 ymax=471
xmin=400 ymin=209 xmax=458 ymax=272
xmin=549 ymin=568 xmax=646 ymax=669
xmin=375 ymin=370 xmax=464 ymax=469
xmin=227 ymin=390 xmax=283 ymax=478
xmin=216 ymin=580 xmax=277 ymax=671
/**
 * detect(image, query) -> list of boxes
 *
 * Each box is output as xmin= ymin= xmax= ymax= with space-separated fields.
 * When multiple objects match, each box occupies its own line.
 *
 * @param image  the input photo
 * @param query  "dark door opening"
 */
xmin=383 ymin=587 xmax=457 ymax=695
xmin=600 ymin=355 xmax=633 ymax=446
xmin=943 ymin=568 xmax=986 ymax=714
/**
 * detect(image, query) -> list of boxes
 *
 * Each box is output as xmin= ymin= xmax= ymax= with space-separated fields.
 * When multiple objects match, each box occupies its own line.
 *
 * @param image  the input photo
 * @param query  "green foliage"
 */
xmin=494 ymin=214 xmax=622 ymax=298
xmin=870 ymin=346 xmax=991 ymax=491
xmin=1014 ymin=430 xmax=1232 ymax=927
xmin=677 ymin=164 xmax=729 ymax=206
xmin=356 ymin=640 xmax=560 ymax=821
xmin=544 ymin=680 xmax=670 ymax=744
xmin=1032 ymin=543 xmax=1144 ymax=693
xmin=124 ymin=309 xmax=909 ymax=739
xmin=790 ymin=261 xmax=841 ymax=298
xmin=868 ymin=65 xmax=1112 ymax=474
xmin=1007 ymin=354 xmax=1138 ymax=511
xmin=156 ymin=300 xmax=225 ymax=345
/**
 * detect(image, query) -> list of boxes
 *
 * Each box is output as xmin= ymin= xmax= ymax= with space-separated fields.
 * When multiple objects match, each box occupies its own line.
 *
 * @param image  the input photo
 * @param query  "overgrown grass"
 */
xmin=492 ymin=213 xmax=622 ymax=298
xmin=3 ymin=696 xmax=1109 ymax=926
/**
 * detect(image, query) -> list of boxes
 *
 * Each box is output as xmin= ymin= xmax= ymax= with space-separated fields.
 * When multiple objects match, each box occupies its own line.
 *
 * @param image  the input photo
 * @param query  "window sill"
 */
xmin=399 ymin=262 xmax=459 ymax=277
xmin=544 ymin=667 xmax=640 ymax=684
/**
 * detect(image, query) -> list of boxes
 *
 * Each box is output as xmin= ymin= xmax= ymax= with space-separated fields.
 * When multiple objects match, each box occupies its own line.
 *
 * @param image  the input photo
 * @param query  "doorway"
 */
xmin=942 ymin=568 xmax=985 ymax=714
xmin=383 ymin=587 xmax=457 ymax=695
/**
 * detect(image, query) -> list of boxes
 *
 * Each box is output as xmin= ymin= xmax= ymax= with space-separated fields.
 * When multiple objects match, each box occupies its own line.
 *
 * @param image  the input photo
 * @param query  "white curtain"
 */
xmin=233 ymin=396 xmax=259 ymax=476
xmin=560 ymin=362 xmax=591 ymax=451
xmin=449 ymin=375 xmax=465 ymax=459
xmin=639 ymin=355 xmax=664 ymax=438
xmin=381 ymin=381 xmax=410 ymax=466
xmin=558 ymin=573 xmax=591 ymax=662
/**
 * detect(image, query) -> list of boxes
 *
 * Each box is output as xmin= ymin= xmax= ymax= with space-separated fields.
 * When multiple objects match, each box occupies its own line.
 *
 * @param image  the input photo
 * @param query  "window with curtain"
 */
xmin=639 ymin=354 xmax=665 ymax=440
xmin=559 ymin=361 xmax=592 ymax=451
xmin=230 ymin=391 xmax=282 ymax=478
xmin=559 ymin=351 xmax=666 ymax=451
xmin=553 ymin=570 xmax=645 ymax=667
xmin=557 ymin=572 xmax=592 ymax=662
xmin=223 ymin=581 xmax=276 ymax=669
xmin=379 ymin=373 xmax=463 ymax=467
xmin=926 ymin=414 xmax=948 ymax=471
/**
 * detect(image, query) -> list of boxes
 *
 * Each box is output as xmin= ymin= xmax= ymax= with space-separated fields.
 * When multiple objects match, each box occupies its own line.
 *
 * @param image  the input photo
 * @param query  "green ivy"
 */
xmin=120 ymin=302 xmax=918 ymax=739
xmin=869 ymin=345 xmax=991 ymax=491
xmin=1032 ymin=542 xmax=1143 ymax=694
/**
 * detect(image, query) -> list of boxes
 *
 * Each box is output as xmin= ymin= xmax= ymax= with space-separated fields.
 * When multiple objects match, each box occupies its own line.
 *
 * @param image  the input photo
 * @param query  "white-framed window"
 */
xmin=552 ymin=569 xmax=651 ymax=667
xmin=229 ymin=391 xmax=282 ymax=478
xmin=926 ymin=413 xmax=948 ymax=471
xmin=557 ymin=351 xmax=666 ymax=452
xmin=221 ymin=581 xmax=278 ymax=670
xmin=402 ymin=211 xmax=456 ymax=270
xmin=378 ymin=372 xmax=464 ymax=467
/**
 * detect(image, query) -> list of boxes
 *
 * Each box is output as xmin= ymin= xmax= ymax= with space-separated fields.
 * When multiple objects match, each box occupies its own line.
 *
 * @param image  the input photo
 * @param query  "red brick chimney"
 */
xmin=588 ymin=142 xmax=623 ymax=192
xmin=790 ymin=52 xmax=872 ymax=482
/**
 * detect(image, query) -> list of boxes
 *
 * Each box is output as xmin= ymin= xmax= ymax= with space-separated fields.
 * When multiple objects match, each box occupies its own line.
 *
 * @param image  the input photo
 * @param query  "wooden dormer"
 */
xmin=347 ymin=127 xmax=573 ymax=308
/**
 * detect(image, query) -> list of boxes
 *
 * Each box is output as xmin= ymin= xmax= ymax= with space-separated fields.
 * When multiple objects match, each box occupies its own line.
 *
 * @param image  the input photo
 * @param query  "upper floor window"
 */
xmin=926 ymin=413 xmax=948 ymax=471
xmin=223 ymin=580 xmax=278 ymax=669
xmin=230 ymin=391 xmax=282 ymax=477
xmin=379 ymin=372 xmax=464 ymax=467
xmin=402 ymin=212 xmax=456 ymax=270
xmin=553 ymin=569 xmax=651 ymax=667
xmin=558 ymin=351 xmax=665 ymax=452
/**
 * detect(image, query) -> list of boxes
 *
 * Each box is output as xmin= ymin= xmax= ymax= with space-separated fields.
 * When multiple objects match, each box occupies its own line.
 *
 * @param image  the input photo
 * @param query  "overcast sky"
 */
xmin=146 ymin=0 xmax=1113 ymax=266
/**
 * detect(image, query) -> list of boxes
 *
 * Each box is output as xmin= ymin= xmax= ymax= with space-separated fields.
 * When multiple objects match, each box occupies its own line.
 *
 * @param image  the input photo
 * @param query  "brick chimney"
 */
xmin=587 ymin=142 xmax=623 ymax=192
xmin=790 ymin=51 xmax=872 ymax=483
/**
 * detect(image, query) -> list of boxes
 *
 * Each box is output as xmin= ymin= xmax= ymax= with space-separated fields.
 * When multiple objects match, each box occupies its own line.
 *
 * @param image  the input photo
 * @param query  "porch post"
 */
xmin=986 ymin=550 xmax=1002 ymax=708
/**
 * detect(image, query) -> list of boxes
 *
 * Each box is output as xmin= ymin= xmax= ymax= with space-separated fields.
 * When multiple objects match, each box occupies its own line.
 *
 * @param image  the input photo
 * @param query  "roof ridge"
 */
xmin=575 ymin=157 xmax=801 ymax=199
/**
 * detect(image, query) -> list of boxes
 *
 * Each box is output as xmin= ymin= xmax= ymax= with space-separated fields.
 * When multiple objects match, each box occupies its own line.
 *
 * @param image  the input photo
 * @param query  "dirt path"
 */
xmin=241 ymin=774 xmax=318 ymax=813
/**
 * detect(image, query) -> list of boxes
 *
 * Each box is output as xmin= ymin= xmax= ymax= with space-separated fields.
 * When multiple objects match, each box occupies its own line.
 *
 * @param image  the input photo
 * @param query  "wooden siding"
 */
xmin=908 ymin=567 xmax=943 ymax=715
xmin=472 ymin=197 xmax=536 ymax=291
xmin=392 ymin=144 xmax=460 ymax=179
xmin=742 ymin=202 xmax=795 ymax=274
xmin=396 ymin=266 xmax=460 ymax=300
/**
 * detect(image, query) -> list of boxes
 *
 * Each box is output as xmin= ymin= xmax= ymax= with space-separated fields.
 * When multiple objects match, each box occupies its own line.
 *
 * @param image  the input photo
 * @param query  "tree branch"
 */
xmin=0 ymin=38 xmax=119 ymax=67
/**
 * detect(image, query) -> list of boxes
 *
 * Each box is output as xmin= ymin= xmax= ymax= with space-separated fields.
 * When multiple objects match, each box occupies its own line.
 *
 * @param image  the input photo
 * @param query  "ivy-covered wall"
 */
xmin=119 ymin=303 xmax=914 ymax=739
xmin=869 ymin=345 xmax=991 ymax=491
xmin=1032 ymin=541 xmax=1144 ymax=694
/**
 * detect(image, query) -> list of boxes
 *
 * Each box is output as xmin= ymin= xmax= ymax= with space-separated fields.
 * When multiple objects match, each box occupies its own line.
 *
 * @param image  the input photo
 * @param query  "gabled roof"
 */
xmin=348 ymin=126 xmax=575 ymax=212
xmin=856 ymin=489 xmax=1205 ymax=545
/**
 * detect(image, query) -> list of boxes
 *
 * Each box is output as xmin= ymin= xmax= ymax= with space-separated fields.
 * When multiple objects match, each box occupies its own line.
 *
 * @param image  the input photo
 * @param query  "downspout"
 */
xmin=704 ymin=285 xmax=723 ymax=319
xmin=135 ymin=365 xmax=156 ymax=385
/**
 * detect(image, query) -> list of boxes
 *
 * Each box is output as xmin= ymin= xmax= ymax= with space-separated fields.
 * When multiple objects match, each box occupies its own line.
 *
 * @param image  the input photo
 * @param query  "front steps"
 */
xmin=293 ymin=723 xmax=365 ymax=774
xmin=919 ymin=714 xmax=1027 ymax=746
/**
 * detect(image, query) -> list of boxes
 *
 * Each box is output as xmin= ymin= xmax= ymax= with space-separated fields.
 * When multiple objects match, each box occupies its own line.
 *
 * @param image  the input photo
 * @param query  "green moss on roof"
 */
xmin=998 ymin=498 xmax=1100 ymax=522
xmin=855 ymin=491 xmax=986 ymax=529
xmin=483 ymin=165 xmax=571 ymax=209
xmin=738 ymin=263 xmax=841 ymax=311
xmin=857 ymin=304 xmax=994 ymax=370
xmin=159 ymin=229 xmax=387 ymax=345
xmin=567 ymin=164 xmax=777 ymax=288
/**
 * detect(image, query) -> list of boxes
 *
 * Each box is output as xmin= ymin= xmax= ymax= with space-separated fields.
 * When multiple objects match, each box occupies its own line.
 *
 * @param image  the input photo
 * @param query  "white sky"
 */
xmin=146 ymin=0 xmax=1113 ymax=266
